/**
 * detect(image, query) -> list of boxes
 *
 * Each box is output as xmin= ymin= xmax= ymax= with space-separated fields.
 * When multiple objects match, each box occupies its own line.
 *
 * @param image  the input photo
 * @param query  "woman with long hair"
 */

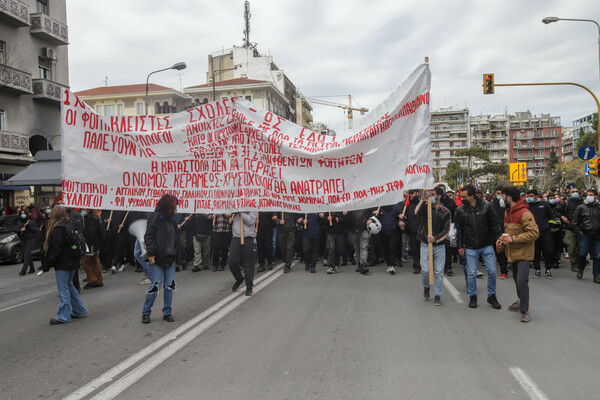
xmin=82 ymin=209 xmax=104 ymax=289
xmin=142 ymin=194 xmax=181 ymax=324
xmin=15 ymin=208 xmax=39 ymax=275
xmin=42 ymin=207 xmax=88 ymax=325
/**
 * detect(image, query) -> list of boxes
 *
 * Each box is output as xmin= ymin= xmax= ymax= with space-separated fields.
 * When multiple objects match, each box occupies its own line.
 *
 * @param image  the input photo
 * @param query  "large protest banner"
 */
xmin=61 ymin=64 xmax=433 ymax=213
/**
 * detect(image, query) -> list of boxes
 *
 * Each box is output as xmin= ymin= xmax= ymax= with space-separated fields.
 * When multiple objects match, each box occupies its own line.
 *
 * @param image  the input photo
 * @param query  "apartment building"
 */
xmin=470 ymin=114 xmax=510 ymax=170
xmin=430 ymin=107 xmax=469 ymax=180
xmin=561 ymin=126 xmax=573 ymax=161
xmin=1 ymin=0 xmax=69 ymax=208
xmin=572 ymin=112 xmax=597 ymax=146
xmin=509 ymin=111 xmax=562 ymax=180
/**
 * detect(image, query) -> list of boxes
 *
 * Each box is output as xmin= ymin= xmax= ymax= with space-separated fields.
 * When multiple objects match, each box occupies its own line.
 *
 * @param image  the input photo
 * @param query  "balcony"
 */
xmin=0 ymin=65 xmax=33 ymax=94
xmin=30 ymin=13 xmax=68 ymax=45
xmin=0 ymin=0 xmax=29 ymax=26
xmin=32 ymin=78 xmax=64 ymax=104
xmin=0 ymin=130 xmax=29 ymax=154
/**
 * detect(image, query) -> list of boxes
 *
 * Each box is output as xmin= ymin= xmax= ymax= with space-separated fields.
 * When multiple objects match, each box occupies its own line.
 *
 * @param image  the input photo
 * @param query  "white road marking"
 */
xmin=64 ymin=263 xmax=287 ymax=400
xmin=0 ymin=298 xmax=40 ymax=313
xmin=443 ymin=278 xmax=464 ymax=303
xmin=509 ymin=367 xmax=550 ymax=400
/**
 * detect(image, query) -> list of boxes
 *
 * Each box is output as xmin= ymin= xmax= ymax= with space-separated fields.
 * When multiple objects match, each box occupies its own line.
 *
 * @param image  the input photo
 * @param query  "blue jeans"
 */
xmin=420 ymin=242 xmax=445 ymax=297
xmin=578 ymin=234 xmax=600 ymax=278
xmin=465 ymin=246 xmax=497 ymax=297
xmin=55 ymin=269 xmax=88 ymax=323
xmin=134 ymin=239 xmax=151 ymax=276
xmin=142 ymin=261 xmax=176 ymax=316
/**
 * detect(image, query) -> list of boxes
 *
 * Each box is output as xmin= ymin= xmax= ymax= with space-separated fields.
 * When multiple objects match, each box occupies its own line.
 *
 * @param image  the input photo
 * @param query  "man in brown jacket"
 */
xmin=496 ymin=186 xmax=539 ymax=323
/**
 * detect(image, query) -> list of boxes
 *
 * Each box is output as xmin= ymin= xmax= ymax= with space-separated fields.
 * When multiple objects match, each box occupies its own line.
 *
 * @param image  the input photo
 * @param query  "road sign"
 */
xmin=513 ymin=182 xmax=525 ymax=186
xmin=509 ymin=162 xmax=527 ymax=182
xmin=585 ymin=164 xmax=592 ymax=176
xmin=578 ymin=146 xmax=596 ymax=160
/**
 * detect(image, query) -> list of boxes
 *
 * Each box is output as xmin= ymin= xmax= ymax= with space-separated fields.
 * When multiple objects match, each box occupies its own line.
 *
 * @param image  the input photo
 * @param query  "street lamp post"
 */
xmin=145 ymin=62 xmax=187 ymax=115
xmin=211 ymin=63 xmax=241 ymax=102
xmin=542 ymin=16 xmax=600 ymax=82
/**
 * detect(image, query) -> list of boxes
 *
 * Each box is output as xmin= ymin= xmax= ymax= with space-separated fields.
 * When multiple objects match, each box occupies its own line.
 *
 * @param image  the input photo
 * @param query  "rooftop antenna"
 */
xmin=103 ymin=76 xmax=108 ymax=86
xmin=178 ymin=71 xmax=183 ymax=92
xmin=242 ymin=1 xmax=257 ymax=51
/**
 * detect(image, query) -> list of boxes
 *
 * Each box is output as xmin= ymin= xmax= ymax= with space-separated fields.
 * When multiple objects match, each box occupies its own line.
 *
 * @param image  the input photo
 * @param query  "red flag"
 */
xmin=455 ymin=186 xmax=462 ymax=206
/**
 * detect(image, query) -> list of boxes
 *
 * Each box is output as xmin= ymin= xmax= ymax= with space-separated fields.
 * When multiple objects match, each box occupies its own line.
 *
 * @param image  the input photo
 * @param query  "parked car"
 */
xmin=0 ymin=215 xmax=42 ymax=264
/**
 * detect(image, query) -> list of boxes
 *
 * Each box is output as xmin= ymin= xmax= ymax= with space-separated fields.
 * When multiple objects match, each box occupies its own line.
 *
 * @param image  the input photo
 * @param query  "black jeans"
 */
xmin=326 ymin=233 xmax=344 ymax=268
xmin=408 ymin=232 xmax=421 ymax=269
xmin=495 ymin=247 xmax=508 ymax=274
xmin=533 ymin=230 xmax=554 ymax=270
xmin=256 ymin=231 xmax=273 ymax=266
xmin=303 ymin=237 xmax=320 ymax=270
xmin=512 ymin=260 xmax=530 ymax=313
xmin=212 ymin=232 xmax=231 ymax=268
xmin=229 ymin=237 xmax=256 ymax=288
xmin=380 ymin=231 xmax=399 ymax=267
xmin=21 ymin=238 xmax=36 ymax=273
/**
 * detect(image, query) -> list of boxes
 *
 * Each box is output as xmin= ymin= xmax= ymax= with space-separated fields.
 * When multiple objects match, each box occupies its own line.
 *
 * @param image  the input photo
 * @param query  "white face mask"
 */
xmin=499 ymin=198 xmax=505 ymax=208
xmin=584 ymin=196 xmax=596 ymax=205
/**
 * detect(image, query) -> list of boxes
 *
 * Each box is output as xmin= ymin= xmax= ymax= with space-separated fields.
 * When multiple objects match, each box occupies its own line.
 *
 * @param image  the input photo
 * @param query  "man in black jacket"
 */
xmin=571 ymin=189 xmax=600 ymax=283
xmin=555 ymin=187 xmax=583 ymax=272
xmin=415 ymin=187 xmax=451 ymax=305
xmin=189 ymin=214 xmax=213 ymax=272
xmin=491 ymin=186 xmax=509 ymax=279
xmin=455 ymin=184 xmax=502 ymax=309
xmin=525 ymin=189 xmax=555 ymax=278
xmin=437 ymin=184 xmax=456 ymax=276
xmin=401 ymin=190 xmax=422 ymax=274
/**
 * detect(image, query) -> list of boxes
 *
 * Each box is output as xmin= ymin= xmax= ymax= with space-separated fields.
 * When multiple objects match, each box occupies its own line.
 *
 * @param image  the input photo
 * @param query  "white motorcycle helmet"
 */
xmin=367 ymin=216 xmax=382 ymax=235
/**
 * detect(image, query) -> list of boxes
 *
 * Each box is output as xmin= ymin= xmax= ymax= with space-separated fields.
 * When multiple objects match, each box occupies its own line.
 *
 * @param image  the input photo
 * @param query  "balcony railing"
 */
xmin=30 ymin=12 xmax=68 ymax=45
xmin=0 ymin=130 xmax=29 ymax=154
xmin=0 ymin=64 xmax=33 ymax=94
xmin=0 ymin=0 xmax=29 ymax=26
xmin=32 ymin=78 xmax=64 ymax=103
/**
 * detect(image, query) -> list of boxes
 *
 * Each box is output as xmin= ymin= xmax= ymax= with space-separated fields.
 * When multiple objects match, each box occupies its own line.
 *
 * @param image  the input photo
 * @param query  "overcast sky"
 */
xmin=67 ymin=0 xmax=599 ymax=134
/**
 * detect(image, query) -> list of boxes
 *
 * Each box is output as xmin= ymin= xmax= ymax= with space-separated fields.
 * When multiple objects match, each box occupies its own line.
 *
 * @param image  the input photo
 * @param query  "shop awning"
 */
xmin=0 ymin=183 xmax=30 ymax=190
xmin=1 ymin=151 xmax=62 ymax=186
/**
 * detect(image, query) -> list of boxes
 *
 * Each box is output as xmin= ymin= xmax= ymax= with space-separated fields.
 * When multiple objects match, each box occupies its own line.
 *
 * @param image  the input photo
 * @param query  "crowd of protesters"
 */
xmin=7 ymin=183 xmax=600 ymax=325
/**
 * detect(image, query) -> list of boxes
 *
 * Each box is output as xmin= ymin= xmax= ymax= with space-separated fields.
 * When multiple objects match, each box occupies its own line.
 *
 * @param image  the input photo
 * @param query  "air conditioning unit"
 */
xmin=42 ymin=47 xmax=57 ymax=60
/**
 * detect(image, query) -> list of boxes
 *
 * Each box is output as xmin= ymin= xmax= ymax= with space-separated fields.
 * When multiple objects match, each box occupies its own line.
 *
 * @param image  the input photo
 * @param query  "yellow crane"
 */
xmin=306 ymin=95 xmax=368 ymax=129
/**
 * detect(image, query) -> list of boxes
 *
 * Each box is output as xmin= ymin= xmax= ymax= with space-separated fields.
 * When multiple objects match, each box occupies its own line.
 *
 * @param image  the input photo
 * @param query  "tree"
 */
xmin=455 ymin=147 xmax=490 ymax=180
xmin=559 ymin=158 xmax=588 ymax=191
xmin=575 ymin=113 xmax=599 ymax=149
xmin=443 ymin=160 xmax=466 ymax=188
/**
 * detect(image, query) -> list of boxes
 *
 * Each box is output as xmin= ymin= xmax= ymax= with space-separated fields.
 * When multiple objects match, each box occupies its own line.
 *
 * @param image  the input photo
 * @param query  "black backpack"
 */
xmin=64 ymin=221 xmax=87 ymax=260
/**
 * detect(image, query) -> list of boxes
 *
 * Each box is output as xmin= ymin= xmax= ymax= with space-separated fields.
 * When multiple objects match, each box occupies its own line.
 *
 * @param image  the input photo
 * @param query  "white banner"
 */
xmin=61 ymin=64 xmax=433 ymax=213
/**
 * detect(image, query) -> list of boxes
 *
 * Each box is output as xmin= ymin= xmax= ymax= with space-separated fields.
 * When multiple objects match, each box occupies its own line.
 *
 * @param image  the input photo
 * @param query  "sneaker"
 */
xmin=232 ymin=277 xmax=244 ymax=291
xmin=111 ymin=265 xmax=117 ymax=274
xmin=520 ymin=312 xmax=530 ymax=323
xmin=594 ymin=276 xmax=600 ymax=284
xmin=476 ymin=271 xmax=483 ymax=278
xmin=141 ymin=315 xmax=150 ymax=324
xmin=413 ymin=267 xmax=420 ymax=274
xmin=326 ymin=267 xmax=335 ymax=274
xmin=163 ymin=314 xmax=175 ymax=322
xmin=322 ymin=259 xmax=328 ymax=267
xmin=257 ymin=265 xmax=266 ymax=273
xmin=50 ymin=318 xmax=66 ymax=325
xmin=468 ymin=296 xmax=477 ymax=308
xmin=446 ymin=269 xmax=454 ymax=277
xmin=389 ymin=266 xmax=396 ymax=275
xmin=433 ymin=296 xmax=441 ymax=306
xmin=534 ymin=270 xmax=541 ymax=278
xmin=139 ymin=277 xmax=151 ymax=284
xmin=118 ymin=264 xmax=126 ymax=272
xmin=334 ymin=267 xmax=340 ymax=273
xmin=545 ymin=269 xmax=554 ymax=279
xmin=571 ymin=266 xmax=579 ymax=272
xmin=192 ymin=266 xmax=201 ymax=272
xmin=487 ymin=295 xmax=501 ymax=309
xmin=360 ymin=265 xmax=369 ymax=275
xmin=355 ymin=265 xmax=362 ymax=272
xmin=499 ymin=273 xmax=508 ymax=280
xmin=245 ymin=287 xmax=253 ymax=296
xmin=576 ymin=269 xmax=583 ymax=279
xmin=310 ymin=267 xmax=316 ymax=273
xmin=283 ymin=265 xmax=291 ymax=273
xmin=423 ymin=287 xmax=430 ymax=300
xmin=508 ymin=301 xmax=521 ymax=312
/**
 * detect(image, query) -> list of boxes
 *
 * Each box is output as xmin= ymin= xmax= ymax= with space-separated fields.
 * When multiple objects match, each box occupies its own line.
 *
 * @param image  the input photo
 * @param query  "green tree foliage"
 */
xmin=455 ymin=147 xmax=490 ymax=179
xmin=575 ymin=113 xmax=599 ymax=149
xmin=443 ymin=160 xmax=466 ymax=187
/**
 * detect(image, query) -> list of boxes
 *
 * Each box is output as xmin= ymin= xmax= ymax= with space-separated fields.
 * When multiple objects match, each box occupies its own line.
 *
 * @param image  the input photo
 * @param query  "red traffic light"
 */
xmin=483 ymin=73 xmax=494 ymax=94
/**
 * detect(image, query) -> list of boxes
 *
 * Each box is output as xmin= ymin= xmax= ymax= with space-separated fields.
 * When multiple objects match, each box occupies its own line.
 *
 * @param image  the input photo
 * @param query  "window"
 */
xmin=117 ymin=104 xmax=123 ymax=116
xmin=104 ymin=105 xmax=114 ymax=116
xmin=0 ymin=41 xmax=5 ymax=65
xmin=136 ymin=103 xmax=144 ymax=115
xmin=0 ymin=109 xmax=5 ymax=130
xmin=38 ymin=57 xmax=50 ymax=79
xmin=163 ymin=101 xmax=170 ymax=114
xmin=36 ymin=0 xmax=48 ymax=14
xmin=245 ymin=96 xmax=251 ymax=101
xmin=95 ymin=105 xmax=102 ymax=115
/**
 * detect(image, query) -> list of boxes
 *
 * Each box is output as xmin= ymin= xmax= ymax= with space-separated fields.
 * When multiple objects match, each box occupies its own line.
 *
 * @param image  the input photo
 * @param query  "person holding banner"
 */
xmin=403 ymin=190 xmax=423 ymax=274
xmin=81 ymin=209 xmax=104 ymax=289
xmin=272 ymin=212 xmax=302 ymax=273
xmin=141 ymin=194 xmax=181 ymax=324
xmin=322 ymin=211 xmax=347 ymax=274
xmin=256 ymin=212 xmax=275 ymax=272
xmin=212 ymin=214 xmax=232 ymax=272
xmin=229 ymin=212 xmax=258 ymax=296
xmin=301 ymin=213 xmax=324 ymax=273
xmin=415 ymin=188 xmax=451 ymax=305
xmin=189 ymin=214 xmax=213 ymax=272
xmin=347 ymin=209 xmax=374 ymax=275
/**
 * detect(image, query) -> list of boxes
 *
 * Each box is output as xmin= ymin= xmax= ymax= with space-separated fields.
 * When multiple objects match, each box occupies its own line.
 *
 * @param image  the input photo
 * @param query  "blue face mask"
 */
xmin=20 ymin=214 xmax=27 ymax=219
xmin=496 ymin=195 xmax=503 ymax=201
xmin=549 ymin=199 xmax=556 ymax=205
xmin=525 ymin=197 xmax=535 ymax=203
xmin=430 ymin=197 xmax=438 ymax=205
xmin=81 ymin=211 xmax=87 ymax=217
xmin=572 ymin=192 xmax=579 ymax=199
xmin=45 ymin=209 xmax=51 ymax=214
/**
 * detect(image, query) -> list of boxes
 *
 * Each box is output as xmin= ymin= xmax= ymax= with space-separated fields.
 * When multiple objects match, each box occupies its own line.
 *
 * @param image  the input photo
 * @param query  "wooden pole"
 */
xmin=240 ymin=213 xmax=245 ymax=245
xmin=402 ymin=201 xmax=408 ymax=216
xmin=427 ymin=198 xmax=434 ymax=286
xmin=117 ymin=211 xmax=129 ymax=233
xmin=304 ymin=213 xmax=307 ymax=229
xmin=329 ymin=211 xmax=332 ymax=226
xmin=179 ymin=213 xmax=194 ymax=227
xmin=213 ymin=214 xmax=216 ymax=226
xmin=106 ymin=210 xmax=113 ymax=231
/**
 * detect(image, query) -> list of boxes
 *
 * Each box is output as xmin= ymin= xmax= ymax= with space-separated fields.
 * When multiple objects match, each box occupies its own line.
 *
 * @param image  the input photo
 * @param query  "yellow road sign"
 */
xmin=510 ymin=162 xmax=527 ymax=182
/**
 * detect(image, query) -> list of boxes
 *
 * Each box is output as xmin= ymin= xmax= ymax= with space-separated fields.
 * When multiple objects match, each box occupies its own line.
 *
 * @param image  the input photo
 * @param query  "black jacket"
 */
xmin=455 ymin=198 xmax=502 ymax=250
xmin=347 ymin=209 xmax=373 ymax=233
xmin=83 ymin=215 xmax=104 ymax=253
xmin=405 ymin=198 xmax=421 ymax=233
xmin=490 ymin=198 xmax=505 ymax=230
xmin=322 ymin=212 xmax=347 ymax=234
xmin=144 ymin=211 xmax=181 ymax=267
xmin=272 ymin=212 xmax=301 ymax=233
xmin=15 ymin=218 xmax=39 ymax=242
xmin=555 ymin=197 xmax=583 ymax=231
xmin=189 ymin=214 xmax=213 ymax=237
xmin=440 ymin=195 xmax=457 ymax=216
xmin=44 ymin=224 xmax=77 ymax=271
xmin=527 ymin=200 xmax=555 ymax=232
xmin=572 ymin=202 xmax=600 ymax=239
xmin=415 ymin=200 xmax=451 ymax=244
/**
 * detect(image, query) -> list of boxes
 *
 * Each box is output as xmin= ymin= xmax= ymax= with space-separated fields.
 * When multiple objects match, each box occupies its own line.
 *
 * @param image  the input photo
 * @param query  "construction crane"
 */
xmin=306 ymin=95 xmax=368 ymax=129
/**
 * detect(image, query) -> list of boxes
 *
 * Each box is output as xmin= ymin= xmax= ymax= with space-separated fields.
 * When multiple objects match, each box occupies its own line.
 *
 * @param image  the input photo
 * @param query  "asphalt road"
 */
xmin=1 ymin=257 xmax=598 ymax=400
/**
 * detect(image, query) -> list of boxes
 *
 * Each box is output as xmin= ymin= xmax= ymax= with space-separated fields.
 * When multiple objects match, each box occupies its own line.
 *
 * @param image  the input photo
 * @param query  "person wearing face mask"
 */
xmin=497 ymin=186 xmax=539 ymax=323
xmin=555 ymin=187 xmax=583 ymax=272
xmin=525 ymin=189 xmax=556 ymax=279
xmin=571 ymin=189 xmax=600 ymax=284
xmin=491 ymin=186 xmax=509 ymax=279
xmin=437 ymin=184 xmax=456 ymax=277
xmin=402 ymin=189 xmax=423 ymax=274
xmin=547 ymin=193 xmax=564 ymax=268
xmin=15 ymin=209 xmax=39 ymax=275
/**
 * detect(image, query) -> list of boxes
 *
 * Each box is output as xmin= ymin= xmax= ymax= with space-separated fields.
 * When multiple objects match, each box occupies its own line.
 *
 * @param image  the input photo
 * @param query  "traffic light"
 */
xmin=483 ymin=73 xmax=494 ymax=94
xmin=586 ymin=158 xmax=599 ymax=176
